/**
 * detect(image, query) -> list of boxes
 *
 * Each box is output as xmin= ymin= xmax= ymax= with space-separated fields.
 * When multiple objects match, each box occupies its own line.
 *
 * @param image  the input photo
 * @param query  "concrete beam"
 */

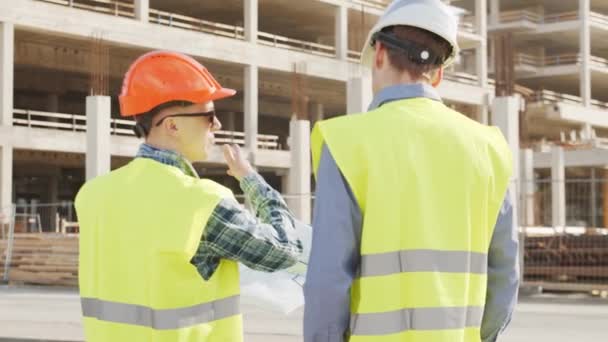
xmin=0 ymin=0 xmax=358 ymax=82
xmin=517 ymin=65 xmax=580 ymax=79
xmin=437 ymin=80 xmax=490 ymax=106
xmin=287 ymin=120 xmax=311 ymax=223
xmin=14 ymin=39 xmax=346 ymax=107
xmin=85 ymin=96 xmax=111 ymax=180
xmin=533 ymin=148 xmax=608 ymax=168
xmin=1 ymin=125 xmax=292 ymax=169
xmin=551 ymin=146 xmax=566 ymax=228
xmin=335 ymin=5 xmax=348 ymax=61
xmin=536 ymin=21 xmax=580 ymax=34
xmin=0 ymin=22 xmax=13 ymax=126
xmin=457 ymin=32 xmax=484 ymax=50
xmin=315 ymin=0 xmax=384 ymax=16
xmin=548 ymin=102 xmax=608 ymax=128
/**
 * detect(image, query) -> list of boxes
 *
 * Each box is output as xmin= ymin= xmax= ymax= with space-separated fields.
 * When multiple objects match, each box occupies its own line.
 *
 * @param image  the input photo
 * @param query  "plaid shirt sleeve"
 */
xmin=191 ymin=173 xmax=304 ymax=280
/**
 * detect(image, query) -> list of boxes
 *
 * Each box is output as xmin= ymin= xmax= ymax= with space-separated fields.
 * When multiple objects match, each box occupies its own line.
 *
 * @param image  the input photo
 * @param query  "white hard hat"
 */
xmin=361 ymin=0 xmax=460 ymax=68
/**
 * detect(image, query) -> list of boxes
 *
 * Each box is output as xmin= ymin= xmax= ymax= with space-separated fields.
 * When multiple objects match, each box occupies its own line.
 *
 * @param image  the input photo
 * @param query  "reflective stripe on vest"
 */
xmin=350 ymin=305 xmax=484 ymax=336
xmin=359 ymin=249 xmax=487 ymax=277
xmin=81 ymin=295 xmax=240 ymax=330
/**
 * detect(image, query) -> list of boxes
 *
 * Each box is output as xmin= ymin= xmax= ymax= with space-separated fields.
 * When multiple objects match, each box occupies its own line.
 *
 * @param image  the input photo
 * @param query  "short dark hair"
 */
xmin=133 ymin=100 xmax=193 ymax=138
xmin=381 ymin=25 xmax=452 ymax=80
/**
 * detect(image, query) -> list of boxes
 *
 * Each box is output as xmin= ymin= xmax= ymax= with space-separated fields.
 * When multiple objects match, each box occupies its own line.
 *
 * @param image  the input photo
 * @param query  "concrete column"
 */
xmin=489 ymin=0 xmax=500 ymax=25
xmin=492 ymin=96 xmax=520 ymax=268
xmin=604 ymin=169 xmax=608 ymax=228
xmin=244 ymin=65 xmax=258 ymax=160
xmin=287 ymin=119 xmax=311 ymax=224
xmin=474 ymin=0 xmax=488 ymax=125
xmin=580 ymin=0 xmax=591 ymax=107
xmin=551 ymin=146 xmax=566 ymax=228
xmin=86 ymin=96 xmax=111 ymax=181
xmin=47 ymin=94 xmax=59 ymax=112
xmin=134 ymin=0 xmax=149 ymax=23
xmin=29 ymin=199 xmax=38 ymax=232
xmin=226 ymin=112 xmax=236 ymax=134
xmin=0 ymin=146 xmax=12 ymax=222
xmin=314 ymin=102 xmax=324 ymax=123
xmin=520 ymin=149 xmax=535 ymax=226
xmin=492 ymin=96 xmax=521 ymax=174
xmin=46 ymin=174 xmax=59 ymax=232
xmin=309 ymin=101 xmax=325 ymax=127
xmin=591 ymin=168 xmax=597 ymax=227
xmin=476 ymin=106 xmax=489 ymax=125
xmin=244 ymin=0 xmax=258 ymax=43
xmin=335 ymin=5 xmax=348 ymax=61
xmin=347 ymin=76 xmax=372 ymax=114
xmin=0 ymin=22 xmax=14 ymax=126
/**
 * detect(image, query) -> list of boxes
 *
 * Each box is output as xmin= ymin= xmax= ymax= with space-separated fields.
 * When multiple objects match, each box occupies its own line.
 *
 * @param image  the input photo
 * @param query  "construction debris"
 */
xmin=524 ymin=235 xmax=608 ymax=288
xmin=1 ymin=233 xmax=78 ymax=287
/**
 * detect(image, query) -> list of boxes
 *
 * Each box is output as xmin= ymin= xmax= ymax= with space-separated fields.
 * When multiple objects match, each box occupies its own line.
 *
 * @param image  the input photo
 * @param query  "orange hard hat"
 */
xmin=119 ymin=51 xmax=236 ymax=117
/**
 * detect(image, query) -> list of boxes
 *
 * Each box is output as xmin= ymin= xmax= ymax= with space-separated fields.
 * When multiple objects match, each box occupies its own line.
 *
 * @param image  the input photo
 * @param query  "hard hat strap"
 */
xmin=371 ymin=31 xmax=445 ymax=66
xmin=133 ymin=122 xmax=149 ymax=139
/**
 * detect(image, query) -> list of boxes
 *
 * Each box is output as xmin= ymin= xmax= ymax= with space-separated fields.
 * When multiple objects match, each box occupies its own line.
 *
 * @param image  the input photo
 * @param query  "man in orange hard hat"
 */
xmin=75 ymin=51 xmax=303 ymax=341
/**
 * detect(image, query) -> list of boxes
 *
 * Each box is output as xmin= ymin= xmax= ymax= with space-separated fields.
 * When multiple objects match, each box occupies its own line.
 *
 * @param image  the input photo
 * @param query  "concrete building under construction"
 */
xmin=0 ymin=0 xmax=606 ymax=233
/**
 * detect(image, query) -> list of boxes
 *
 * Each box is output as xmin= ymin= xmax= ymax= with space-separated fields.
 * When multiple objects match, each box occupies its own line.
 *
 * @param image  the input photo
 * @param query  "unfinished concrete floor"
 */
xmin=0 ymin=286 xmax=607 ymax=341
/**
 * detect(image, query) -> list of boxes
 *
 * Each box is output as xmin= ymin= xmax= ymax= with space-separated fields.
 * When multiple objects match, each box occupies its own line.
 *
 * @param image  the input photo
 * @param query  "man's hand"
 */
xmin=223 ymin=144 xmax=255 ymax=181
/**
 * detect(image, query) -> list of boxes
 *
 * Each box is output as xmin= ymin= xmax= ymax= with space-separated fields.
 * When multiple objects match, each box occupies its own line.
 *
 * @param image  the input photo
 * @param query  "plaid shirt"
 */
xmin=136 ymin=143 xmax=303 ymax=280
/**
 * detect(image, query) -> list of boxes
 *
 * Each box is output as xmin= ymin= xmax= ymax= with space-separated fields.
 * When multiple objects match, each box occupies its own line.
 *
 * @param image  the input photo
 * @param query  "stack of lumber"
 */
xmin=0 ymin=233 xmax=78 ymax=287
xmin=524 ymin=235 xmax=608 ymax=284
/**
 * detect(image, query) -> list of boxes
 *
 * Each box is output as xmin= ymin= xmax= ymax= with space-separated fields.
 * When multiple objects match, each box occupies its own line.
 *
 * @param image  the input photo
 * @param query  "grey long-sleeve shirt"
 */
xmin=303 ymin=83 xmax=519 ymax=342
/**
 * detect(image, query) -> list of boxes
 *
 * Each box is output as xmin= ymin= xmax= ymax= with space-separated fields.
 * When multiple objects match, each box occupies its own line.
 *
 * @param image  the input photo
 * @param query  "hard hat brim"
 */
xmin=120 ymin=87 xmax=237 ymax=117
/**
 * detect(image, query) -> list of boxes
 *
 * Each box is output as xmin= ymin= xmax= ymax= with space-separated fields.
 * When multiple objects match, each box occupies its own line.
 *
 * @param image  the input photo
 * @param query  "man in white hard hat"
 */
xmin=304 ymin=1 xmax=519 ymax=341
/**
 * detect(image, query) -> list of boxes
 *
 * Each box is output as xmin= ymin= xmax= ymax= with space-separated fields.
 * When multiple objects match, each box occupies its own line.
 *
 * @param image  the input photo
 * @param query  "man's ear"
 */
xmin=431 ymin=67 xmax=443 ymax=88
xmin=162 ymin=117 xmax=179 ymax=137
xmin=374 ymin=42 xmax=386 ymax=70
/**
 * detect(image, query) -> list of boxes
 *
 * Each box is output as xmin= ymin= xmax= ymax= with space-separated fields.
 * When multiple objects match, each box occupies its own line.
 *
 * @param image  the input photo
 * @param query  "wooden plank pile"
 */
xmin=0 ymin=233 xmax=78 ymax=287
xmin=524 ymin=235 xmax=608 ymax=285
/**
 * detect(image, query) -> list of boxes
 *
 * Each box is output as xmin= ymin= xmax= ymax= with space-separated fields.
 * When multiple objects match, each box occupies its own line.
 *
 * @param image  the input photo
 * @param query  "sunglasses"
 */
xmin=154 ymin=110 xmax=216 ymax=127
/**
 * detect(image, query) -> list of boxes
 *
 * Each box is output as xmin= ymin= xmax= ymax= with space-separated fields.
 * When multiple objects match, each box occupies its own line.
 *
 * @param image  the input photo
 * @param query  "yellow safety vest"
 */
xmin=311 ymin=97 xmax=512 ymax=342
xmin=75 ymin=158 xmax=242 ymax=342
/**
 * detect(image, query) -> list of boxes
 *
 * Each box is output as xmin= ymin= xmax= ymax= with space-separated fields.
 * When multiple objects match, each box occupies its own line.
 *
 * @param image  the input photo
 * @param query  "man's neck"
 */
xmin=145 ymin=137 xmax=180 ymax=156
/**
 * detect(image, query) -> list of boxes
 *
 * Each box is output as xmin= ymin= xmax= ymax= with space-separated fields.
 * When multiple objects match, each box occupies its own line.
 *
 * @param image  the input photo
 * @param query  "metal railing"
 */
xmin=458 ymin=16 xmax=476 ymax=34
xmin=529 ymin=90 xmax=608 ymax=110
xmin=149 ymin=8 xmax=245 ymax=40
xmin=499 ymin=9 xmax=543 ymax=24
xmin=257 ymin=32 xmax=336 ymax=58
xmin=499 ymin=9 xmax=608 ymax=26
xmin=347 ymin=0 xmax=390 ymax=10
xmin=149 ymin=7 xmax=337 ymax=58
xmin=443 ymin=71 xmax=479 ymax=85
xmin=513 ymin=52 xmax=608 ymax=70
xmin=520 ymin=178 xmax=608 ymax=292
xmin=35 ymin=0 xmax=479 ymax=61
xmin=37 ymin=0 xmax=134 ymax=18
xmin=13 ymin=109 xmax=281 ymax=149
